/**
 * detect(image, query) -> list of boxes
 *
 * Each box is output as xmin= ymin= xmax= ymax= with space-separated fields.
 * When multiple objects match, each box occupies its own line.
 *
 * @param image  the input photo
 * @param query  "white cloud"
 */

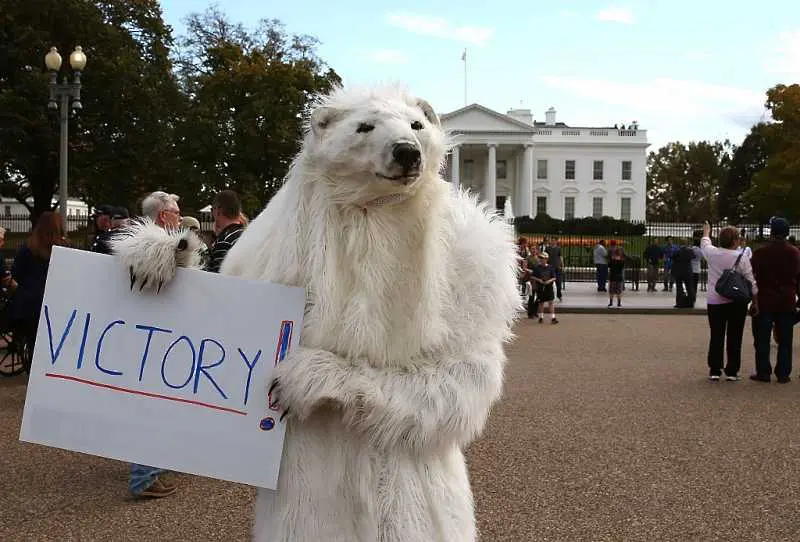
xmin=368 ymin=49 xmax=409 ymax=64
xmin=765 ymin=31 xmax=800 ymax=81
xmin=596 ymin=6 xmax=635 ymax=24
xmin=539 ymin=75 xmax=764 ymax=117
xmin=386 ymin=13 xmax=493 ymax=46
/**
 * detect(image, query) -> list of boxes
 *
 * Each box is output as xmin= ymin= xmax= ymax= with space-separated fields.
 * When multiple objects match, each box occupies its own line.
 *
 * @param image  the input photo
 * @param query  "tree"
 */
xmin=173 ymin=6 xmax=341 ymax=216
xmin=718 ymin=122 xmax=769 ymax=222
xmin=646 ymin=140 xmax=732 ymax=222
xmin=744 ymin=84 xmax=800 ymax=222
xmin=0 ymin=0 xmax=184 ymax=223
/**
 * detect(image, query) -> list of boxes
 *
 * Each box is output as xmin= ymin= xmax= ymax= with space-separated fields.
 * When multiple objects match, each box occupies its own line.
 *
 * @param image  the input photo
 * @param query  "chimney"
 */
xmin=506 ymin=108 xmax=533 ymax=125
xmin=545 ymin=107 xmax=557 ymax=126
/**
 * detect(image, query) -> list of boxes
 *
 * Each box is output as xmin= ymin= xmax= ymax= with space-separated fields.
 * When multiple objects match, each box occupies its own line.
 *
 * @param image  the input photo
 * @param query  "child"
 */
xmin=531 ymin=252 xmax=559 ymax=324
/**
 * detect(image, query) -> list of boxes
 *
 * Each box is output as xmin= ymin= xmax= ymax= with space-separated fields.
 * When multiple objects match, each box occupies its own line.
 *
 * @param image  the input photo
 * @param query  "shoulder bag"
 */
xmin=714 ymin=252 xmax=752 ymax=304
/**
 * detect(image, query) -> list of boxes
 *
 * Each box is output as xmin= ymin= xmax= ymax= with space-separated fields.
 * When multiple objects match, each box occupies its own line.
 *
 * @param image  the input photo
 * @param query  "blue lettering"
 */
xmin=76 ymin=312 xmax=91 ymax=369
xmin=238 ymin=348 xmax=262 ymax=407
xmin=94 ymin=320 xmax=126 ymax=376
xmin=44 ymin=305 xmax=77 ymax=365
xmin=135 ymin=325 xmax=173 ymax=381
xmin=194 ymin=338 xmax=228 ymax=399
xmin=160 ymin=336 xmax=196 ymax=390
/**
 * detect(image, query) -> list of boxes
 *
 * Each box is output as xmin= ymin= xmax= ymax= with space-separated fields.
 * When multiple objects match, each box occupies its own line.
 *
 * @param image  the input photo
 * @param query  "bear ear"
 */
xmin=416 ymin=98 xmax=440 ymax=127
xmin=310 ymin=106 xmax=342 ymax=136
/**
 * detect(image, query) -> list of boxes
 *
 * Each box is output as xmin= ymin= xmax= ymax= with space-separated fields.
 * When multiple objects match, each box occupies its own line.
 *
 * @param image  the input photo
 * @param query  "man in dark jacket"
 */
xmin=671 ymin=243 xmax=696 ymax=308
xmin=750 ymin=216 xmax=800 ymax=383
xmin=89 ymin=204 xmax=115 ymax=254
xmin=206 ymin=190 xmax=246 ymax=273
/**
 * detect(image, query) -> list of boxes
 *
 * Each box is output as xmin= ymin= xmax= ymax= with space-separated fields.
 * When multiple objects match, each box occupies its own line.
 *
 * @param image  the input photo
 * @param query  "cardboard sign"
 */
xmin=19 ymin=246 xmax=305 ymax=490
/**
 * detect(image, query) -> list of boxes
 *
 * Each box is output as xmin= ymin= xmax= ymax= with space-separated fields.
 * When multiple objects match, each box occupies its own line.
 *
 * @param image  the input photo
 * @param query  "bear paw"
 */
xmin=109 ymin=218 xmax=203 ymax=294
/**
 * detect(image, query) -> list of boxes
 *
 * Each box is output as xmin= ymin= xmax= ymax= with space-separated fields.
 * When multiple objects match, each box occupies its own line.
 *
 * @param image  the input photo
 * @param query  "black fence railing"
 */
xmin=516 ymin=220 xmax=797 ymax=284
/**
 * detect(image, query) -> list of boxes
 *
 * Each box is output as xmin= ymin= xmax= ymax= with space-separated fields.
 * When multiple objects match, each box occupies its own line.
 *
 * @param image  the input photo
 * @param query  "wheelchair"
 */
xmin=0 ymin=292 xmax=33 ymax=378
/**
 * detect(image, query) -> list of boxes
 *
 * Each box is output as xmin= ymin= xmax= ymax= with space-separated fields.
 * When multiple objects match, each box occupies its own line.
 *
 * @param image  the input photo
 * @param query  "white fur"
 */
xmin=108 ymin=217 xmax=204 ymax=292
xmin=112 ymin=83 xmax=522 ymax=541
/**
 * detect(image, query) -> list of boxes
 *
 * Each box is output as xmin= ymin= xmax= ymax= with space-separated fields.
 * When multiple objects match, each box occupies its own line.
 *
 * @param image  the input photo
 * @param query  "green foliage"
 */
xmin=718 ymin=123 xmax=769 ymax=222
xmin=0 ymin=0 xmax=183 ymax=222
xmin=0 ymin=1 xmax=340 ymax=223
xmin=172 ymin=5 xmax=341 ymax=216
xmin=744 ymin=84 xmax=800 ymax=222
xmin=646 ymin=140 xmax=732 ymax=222
xmin=514 ymin=214 xmax=646 ymax=236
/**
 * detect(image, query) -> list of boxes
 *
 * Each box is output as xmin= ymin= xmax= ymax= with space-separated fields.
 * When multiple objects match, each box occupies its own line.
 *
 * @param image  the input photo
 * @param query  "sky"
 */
xmin=159 ymin=0 xmax=800 ymax=150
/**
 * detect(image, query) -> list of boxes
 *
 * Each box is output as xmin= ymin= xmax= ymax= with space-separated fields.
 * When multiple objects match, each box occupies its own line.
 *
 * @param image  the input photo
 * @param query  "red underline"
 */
xmin=44 ymin=373 xmax=247 ymax=416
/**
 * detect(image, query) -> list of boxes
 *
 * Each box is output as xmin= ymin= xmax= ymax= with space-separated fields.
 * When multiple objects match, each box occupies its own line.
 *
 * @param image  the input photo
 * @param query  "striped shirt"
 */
xmin=205 ymin=223 xmax=245 ymax=273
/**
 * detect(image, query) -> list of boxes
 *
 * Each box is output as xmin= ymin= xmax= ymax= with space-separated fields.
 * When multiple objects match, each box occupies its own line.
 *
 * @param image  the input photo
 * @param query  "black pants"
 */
xmin=754 ymin=311 xmax=795 ymax=380
xmin=596 ymin=265 xmax=608 ymax=291
xmin=675 ymin=273 xmax=696 ymax=308
xmin=707 ymin=302 xmax=748 ymax=377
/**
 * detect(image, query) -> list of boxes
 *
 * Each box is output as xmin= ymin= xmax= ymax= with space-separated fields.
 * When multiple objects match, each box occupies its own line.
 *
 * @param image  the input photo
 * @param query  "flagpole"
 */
xmin=462 ymin=48 xmax=467 ymax=106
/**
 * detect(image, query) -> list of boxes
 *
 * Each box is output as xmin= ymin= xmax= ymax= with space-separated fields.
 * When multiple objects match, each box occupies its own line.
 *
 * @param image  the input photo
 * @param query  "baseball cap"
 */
xmin=91 ymin=204 xmax=114 ymax=218
xmin=111 ymin=206 xmax=130 ymax=220
xmin=770 ymin=216 xmax=790 ymax=239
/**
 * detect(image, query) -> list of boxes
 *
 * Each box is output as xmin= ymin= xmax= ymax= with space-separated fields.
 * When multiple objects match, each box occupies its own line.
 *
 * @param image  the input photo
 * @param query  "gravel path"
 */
xmin=2 ymin=314 xmax=799 ymax=541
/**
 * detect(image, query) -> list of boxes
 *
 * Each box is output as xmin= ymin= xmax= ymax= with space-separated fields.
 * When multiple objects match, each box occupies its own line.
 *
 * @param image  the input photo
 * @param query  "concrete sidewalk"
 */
xmin=548 ymin=281 xmax=708 ymax=314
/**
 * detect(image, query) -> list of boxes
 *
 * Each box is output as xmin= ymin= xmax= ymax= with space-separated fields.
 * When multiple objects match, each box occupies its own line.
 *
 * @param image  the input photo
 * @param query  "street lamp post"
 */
xmin=45 ymin=46 xmax=87 ymax=219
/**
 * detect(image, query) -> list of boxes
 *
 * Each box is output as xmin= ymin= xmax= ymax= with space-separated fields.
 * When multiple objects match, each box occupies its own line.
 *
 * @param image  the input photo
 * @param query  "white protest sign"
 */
xmin=19 ymin=246 xmax=305 ymax=490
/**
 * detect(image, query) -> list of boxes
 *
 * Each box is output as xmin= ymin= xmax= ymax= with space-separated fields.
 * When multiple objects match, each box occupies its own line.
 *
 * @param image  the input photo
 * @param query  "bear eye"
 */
xmin=411 ymin=120 xmax=424 ymax=130
xmin=356 ymin=123 xmax=375 ymax=133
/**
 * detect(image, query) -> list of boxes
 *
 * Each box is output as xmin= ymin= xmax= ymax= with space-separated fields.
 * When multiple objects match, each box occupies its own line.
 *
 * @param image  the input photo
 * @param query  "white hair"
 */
xmin=141 ymin=191 xmax=179 ymax=220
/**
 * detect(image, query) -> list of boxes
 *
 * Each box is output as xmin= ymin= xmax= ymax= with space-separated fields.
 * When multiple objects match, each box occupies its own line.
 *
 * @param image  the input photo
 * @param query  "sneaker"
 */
xmin=777 ymin=376 xmax=791 ymax=384
xmin=607 ymin=302 xmax=613 ymax=308
xmin=138 ymin=477 xmax=177 ymax=499
xmin=708 ymin=375 xmax=720 ymax=381
xmin=551 ymin=318 xmax=559 ymax=324
xmin=749 ymin=374 xmax=770 ymax=382
xmin=725 ymin=375 xmax=740 ymax=381
xmin=538 ymin=317 xmax=543 ymax=324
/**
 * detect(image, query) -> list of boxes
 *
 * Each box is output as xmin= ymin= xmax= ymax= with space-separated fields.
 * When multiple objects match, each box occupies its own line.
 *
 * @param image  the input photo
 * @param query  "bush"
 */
xmin=512 ymin=215 xmax=646 ymax=236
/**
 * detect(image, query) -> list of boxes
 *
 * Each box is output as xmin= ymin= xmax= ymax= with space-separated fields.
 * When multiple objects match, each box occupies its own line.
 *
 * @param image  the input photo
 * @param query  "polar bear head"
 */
xmin=301 ymin=84 xmax=447 ymax=207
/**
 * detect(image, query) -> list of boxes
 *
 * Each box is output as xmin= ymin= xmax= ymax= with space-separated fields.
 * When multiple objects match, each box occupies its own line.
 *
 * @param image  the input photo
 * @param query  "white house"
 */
xmin=439 ymin=105 xmax=649 ymax=221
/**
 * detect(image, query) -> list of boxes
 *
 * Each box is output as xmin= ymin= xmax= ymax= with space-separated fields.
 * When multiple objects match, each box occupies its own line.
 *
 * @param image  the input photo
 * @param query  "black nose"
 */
xmin=392 ymin=143 xmax=421 ymax=171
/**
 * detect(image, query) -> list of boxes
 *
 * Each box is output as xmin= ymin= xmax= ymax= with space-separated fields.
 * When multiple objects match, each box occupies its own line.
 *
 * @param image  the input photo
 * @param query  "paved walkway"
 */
xmin=555 ymin=281 xmax=708 ymax=313
xmin=3 ymin=315 xmax=799 ymax=541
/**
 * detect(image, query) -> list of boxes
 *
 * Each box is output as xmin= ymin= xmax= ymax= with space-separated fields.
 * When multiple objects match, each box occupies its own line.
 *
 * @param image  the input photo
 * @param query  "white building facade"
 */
xmin=439 ymin=105 xmax=649 ymax=222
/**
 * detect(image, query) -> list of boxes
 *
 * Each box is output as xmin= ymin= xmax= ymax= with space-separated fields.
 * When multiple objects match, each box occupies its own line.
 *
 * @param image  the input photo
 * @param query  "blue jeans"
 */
xmin=129 ymin=463 xmax=165 ymax=495
xmin=754 ymin=311 xmax=795 ymax=379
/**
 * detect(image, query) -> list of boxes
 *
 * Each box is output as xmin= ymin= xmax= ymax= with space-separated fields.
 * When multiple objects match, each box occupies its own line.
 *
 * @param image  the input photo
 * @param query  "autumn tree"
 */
xmin=0 ymin=0 xmax=184 ymax=223
xmin=744 ymin=84 xmax=800 ymax=222
xmin=173 ymin=6 xmax=342 ymax=216
xmin=646 ymin=140 xmax=732 ymax=222
xmin=717 ymin=123 xmax=769 ymax=222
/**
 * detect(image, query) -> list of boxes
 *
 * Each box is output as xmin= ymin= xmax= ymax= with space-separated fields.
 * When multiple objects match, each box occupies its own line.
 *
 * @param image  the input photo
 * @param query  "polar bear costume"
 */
xmin=111 ymin=84 xmax=521 ymax=542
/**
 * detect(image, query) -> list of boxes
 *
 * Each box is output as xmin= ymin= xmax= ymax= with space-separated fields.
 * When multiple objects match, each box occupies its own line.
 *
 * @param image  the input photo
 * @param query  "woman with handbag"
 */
xmin=701 ymin=222 xmax=758 ymax=381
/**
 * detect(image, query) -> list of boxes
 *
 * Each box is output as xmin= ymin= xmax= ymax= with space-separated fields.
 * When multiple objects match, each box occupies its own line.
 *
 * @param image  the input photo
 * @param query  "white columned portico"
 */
xmin=484 ymin=143 xmax=497 ymax=210
xmin=520 ymin=144 xmax=533 ymax=217
xmin=450 ymin=145 xmax=461 ymax=193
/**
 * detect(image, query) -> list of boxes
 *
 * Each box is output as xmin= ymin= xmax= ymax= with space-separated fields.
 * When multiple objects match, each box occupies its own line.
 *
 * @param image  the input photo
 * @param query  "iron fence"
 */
xmin=517 ymin=221 xmax=798 ymax=284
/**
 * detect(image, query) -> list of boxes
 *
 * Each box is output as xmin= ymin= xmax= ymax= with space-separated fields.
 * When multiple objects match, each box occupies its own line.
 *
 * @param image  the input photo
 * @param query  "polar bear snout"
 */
xmin=392 ymin=142 xmax=421 ymax=172
xmin=375 ymin=141 xmax=423 ymax=185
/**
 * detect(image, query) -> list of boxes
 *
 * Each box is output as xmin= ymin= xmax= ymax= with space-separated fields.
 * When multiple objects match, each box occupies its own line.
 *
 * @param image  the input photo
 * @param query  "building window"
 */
xmin=463 ymin=159 xmax=474 ymax=181
xmin=592 ymin=197 xmax=603 ymax=218
xmin=564 ymin=197 xmax=575 ymax=220
xmin=565 ymin=160 xmax=575 ymax=180
xmin=496 ymin=160 xmax=507 ymax=180
xmin=536 ymin=196 xmax=547 ymax=217
xmin=537 ymin=159 xmax=548 ymax=179
xmin=3 ymin=205 xmax=10 ymax=217
xmin=620 ymin=197 xmax=631 ymax=221
xmin=621 ymin=160 xmax=632 ymax=181
xmin=593 ymin=160 xmax=604 ymax=180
